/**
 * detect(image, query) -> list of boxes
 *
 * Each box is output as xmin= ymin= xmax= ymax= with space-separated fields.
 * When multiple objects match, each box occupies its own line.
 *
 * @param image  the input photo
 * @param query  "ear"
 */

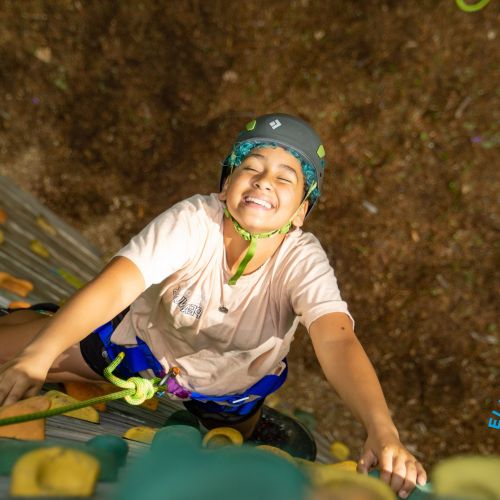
xmin=218 ymin=178 xmax=229 ymax=201
xmin=292 ymin=200 xmax=309 ymax=228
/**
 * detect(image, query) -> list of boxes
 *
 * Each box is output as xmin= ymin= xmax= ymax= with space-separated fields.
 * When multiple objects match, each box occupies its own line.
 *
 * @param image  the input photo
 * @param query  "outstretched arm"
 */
xmin=0 ymin=256 xmax=145 ymax=406
xmin=309 ymin=312 xmax=427 ymax=498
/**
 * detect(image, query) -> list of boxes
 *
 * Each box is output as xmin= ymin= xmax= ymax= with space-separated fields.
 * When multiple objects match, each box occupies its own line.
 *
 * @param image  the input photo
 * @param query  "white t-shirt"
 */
xmin=111 ymin=194 xmax=353 ymax=395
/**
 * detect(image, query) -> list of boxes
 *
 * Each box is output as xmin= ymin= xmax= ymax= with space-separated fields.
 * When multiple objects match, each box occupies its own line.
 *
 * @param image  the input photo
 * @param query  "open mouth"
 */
xmin=243 ymin=195 xmax=274 ymax=210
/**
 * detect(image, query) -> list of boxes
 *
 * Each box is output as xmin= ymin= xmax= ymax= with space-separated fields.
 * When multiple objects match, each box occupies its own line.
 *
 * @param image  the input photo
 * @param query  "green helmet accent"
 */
xmin=220 ymin=113 xmax=326 ymax=214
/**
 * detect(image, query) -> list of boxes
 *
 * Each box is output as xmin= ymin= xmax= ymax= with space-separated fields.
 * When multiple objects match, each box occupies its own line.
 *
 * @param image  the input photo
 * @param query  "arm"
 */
xmin=309 ymin=312 xmax=427 ymax=498
xmin=0 ymin=256 xmax=145 ymax=405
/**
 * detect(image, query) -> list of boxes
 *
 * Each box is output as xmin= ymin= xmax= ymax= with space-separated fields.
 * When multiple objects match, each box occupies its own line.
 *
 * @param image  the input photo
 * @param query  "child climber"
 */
xmin=0 ymin=113 xmax=426 ymax=498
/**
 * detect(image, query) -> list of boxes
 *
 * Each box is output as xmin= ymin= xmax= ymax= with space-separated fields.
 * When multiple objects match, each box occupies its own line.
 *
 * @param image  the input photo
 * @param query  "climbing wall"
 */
xmin=0 ymin=174 xmax=103 ymax=308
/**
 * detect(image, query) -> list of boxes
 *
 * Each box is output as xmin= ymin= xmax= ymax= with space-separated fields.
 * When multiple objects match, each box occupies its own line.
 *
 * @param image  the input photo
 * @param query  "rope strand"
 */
xmin=0 ymin=352 xmax=164 ymax=427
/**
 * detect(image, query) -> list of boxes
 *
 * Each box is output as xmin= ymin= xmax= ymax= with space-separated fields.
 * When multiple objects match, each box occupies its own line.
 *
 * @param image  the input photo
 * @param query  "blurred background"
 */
xmin=0 ymin=0 xmax=498 ymax=468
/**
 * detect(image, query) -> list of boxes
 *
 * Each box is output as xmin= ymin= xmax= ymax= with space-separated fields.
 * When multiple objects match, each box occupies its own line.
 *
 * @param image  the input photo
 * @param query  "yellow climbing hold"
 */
xmin=317 ymin=469 xmax=395 ymax=500
xmin=296 ymin=459 xmax=358 ymax=485
xmin=432 ymin=455 xmax=500 ymax=500
xmin=30 ymin=239 xmax=50 ymax=258
xmin=10 ymin=447 xmax=99 ymax=497
xmin=36 ymin=215 xmax=57 ymax=236
xmin=123 ymin=426 xmax=158 ymax=444
xmin=202 ymin=427 xmax=244 ymax=448
xmin=45 ymin=390 xmax=99 ymax=423
xmin=0 ymin=228 xmax=4 ymax=245
xmin=330 ymin=440 xmax=350 ymax=461
xmin=55 ymin=267 xmax=85 ymax=289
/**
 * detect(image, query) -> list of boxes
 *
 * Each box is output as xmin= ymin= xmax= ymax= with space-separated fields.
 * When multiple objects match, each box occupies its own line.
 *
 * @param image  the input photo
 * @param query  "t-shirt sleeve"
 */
xmin=113 ymin=198 xmax=201 ymax=288
xmin=285 ymin=236 xmax=354 ymax=331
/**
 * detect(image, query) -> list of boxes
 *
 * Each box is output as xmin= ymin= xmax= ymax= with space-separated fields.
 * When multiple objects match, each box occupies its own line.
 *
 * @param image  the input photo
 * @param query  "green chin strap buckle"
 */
xmin=224 ymin=181 xmax=317 ymax=285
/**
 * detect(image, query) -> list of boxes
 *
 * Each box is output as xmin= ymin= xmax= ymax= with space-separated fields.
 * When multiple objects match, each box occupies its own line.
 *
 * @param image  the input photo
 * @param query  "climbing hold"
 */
xmin=0 ymin=396 xmax=49 ymax=440
xmin=63 ymin=381 xmax=108 ymax=411
xmin=330 ymin=440 xmax=350 ymax=461
xmin=0 ymin=272 xmax=34 ymax=297
xmin=432 ymin=455 xmax=500 ymax=499
xmin=87 ymin=435 xmax=129 ymax=467
xmin=151 ymin=425 xmax=202 ymax=453
xmin=202 ymin=427 xmax=244 ymax=448
xmin=53 ymin=267 xmax=85 ymax=289
xmin=0 ymin=207 xmax=7 ymax=224
xmin=30 ymin=239 xmax=50 ymax=258
xmin=36 ymin=214 xmax=57 ymax=236
xmin=320 ymin=469 xmax=395 ymax=500
xmin=123 ymin=426 xmax=158 ymax=444
xmin=256 ymin=444 xmax=296 ymax=464
xmin=139 ymin=396 xmax=159 ymax=411
xmin=45 ymin=390 xmax=100 ymax=423
xmin=10 ymin=447 xmax=99 ymax=497
xmin=0 ymin=436 xmax=127 ymax=481
xmin=0 ymin=228 xmax=4 ymax=245
xmin=164 ymin=410 xmax=200 ymax=429
xmin=8 ymin=301 xmax=32 ymax=309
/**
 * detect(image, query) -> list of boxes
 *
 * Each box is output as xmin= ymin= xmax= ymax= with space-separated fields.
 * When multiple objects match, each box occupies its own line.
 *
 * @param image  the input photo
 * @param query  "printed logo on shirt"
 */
xmin=172 ymin=287 xmax=203 ymax=319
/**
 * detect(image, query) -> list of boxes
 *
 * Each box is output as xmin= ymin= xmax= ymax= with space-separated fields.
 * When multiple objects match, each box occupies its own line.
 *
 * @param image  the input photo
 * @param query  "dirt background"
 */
xmin=0 ymin=0 xmax=498 ymax=469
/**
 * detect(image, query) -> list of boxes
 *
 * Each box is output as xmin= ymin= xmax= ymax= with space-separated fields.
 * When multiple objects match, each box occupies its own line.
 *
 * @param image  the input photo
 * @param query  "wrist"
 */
xmin=365 ymin=413 xmax=399 ymax=439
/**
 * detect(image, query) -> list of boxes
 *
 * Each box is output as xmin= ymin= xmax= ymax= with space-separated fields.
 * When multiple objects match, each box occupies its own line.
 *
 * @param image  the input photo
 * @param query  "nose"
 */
xmin=253 ymin=171 xmax=272 ymax=191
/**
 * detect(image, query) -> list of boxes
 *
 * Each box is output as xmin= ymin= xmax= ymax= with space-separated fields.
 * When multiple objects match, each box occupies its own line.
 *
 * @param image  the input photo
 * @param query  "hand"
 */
xmin=357 ymin=430 xmax=427 ymax=498
xmin=0 ymin=355 xmax=50 ymax=407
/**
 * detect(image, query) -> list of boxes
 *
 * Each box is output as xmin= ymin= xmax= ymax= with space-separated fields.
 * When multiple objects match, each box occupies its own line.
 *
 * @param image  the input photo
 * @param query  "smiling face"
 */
xmin=219 ymin=146 xmax=308 ymax=234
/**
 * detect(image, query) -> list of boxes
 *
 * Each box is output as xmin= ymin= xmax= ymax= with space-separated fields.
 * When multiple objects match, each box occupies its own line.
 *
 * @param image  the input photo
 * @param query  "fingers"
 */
xmin=397 ymin=460 xmax=417 ymax=498
xmin=0 ymin=364 xmax=43 ymax=407
xmin=378 ymin=448 xmax=427 ymax=498
xmin=416 ymin=460 xmax=428 ymax=485
xmin=357 ymin=448 xmax=378 ymax=474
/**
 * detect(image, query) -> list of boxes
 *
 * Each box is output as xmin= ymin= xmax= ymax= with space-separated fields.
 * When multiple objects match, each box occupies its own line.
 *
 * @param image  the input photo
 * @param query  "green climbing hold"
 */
xmin=86 ymin=435 xmax=129 ymax=467
xmin=317 ymin=144 xmax=325 ymax=158
xmin=164 ymin=410 xmax=200 ymax=429
xmin=150 ymin=425 xmax=202 ymax=454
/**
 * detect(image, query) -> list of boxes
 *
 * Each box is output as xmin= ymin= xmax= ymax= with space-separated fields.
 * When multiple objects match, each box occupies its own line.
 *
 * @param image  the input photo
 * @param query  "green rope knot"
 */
xmin=103 ymin=352 xmax=160 ymax=405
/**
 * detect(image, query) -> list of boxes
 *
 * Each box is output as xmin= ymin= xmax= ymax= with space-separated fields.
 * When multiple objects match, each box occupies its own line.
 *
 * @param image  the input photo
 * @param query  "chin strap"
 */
xmin=224 ymin=181 xmax=317 ymax=285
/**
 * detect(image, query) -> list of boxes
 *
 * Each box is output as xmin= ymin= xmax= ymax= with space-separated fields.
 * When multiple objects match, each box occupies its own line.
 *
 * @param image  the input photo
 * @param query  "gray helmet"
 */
xmin=220 ymin=113 xmax=326 ymax=214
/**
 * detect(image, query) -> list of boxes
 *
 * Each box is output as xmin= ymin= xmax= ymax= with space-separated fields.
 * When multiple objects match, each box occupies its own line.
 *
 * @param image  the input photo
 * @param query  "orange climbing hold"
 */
xmin=0 ymin=272 xmax=34 ymax=297
xmin=0 ymin=396 xmax=49 ymax=440
xmin=63 ymin=382 xmax=108 ymax=412
xmin=0 ymin=208 xmax=7 ymax=224
xmin=8 ymin=301 xmax=32 ymax=309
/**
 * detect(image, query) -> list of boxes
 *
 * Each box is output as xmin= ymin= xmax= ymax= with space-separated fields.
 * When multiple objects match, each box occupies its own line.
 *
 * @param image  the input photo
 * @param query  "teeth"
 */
xmin=246 ymin=196 xmax=272 ymax=209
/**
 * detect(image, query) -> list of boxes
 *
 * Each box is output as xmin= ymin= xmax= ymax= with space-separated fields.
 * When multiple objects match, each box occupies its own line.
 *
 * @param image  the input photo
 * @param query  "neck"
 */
xmin=222 ymin=216 xmax=287 ymax=277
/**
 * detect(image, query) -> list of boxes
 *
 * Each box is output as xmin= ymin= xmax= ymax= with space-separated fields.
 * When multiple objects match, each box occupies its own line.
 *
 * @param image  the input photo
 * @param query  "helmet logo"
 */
xmin=269 ymin=119 xmax=282 ymax=130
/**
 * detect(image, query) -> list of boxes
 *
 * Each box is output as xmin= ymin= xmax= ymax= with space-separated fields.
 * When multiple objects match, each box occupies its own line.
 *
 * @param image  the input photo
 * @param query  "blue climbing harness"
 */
xmin=95 ymin=320 xmax=288 ymax=416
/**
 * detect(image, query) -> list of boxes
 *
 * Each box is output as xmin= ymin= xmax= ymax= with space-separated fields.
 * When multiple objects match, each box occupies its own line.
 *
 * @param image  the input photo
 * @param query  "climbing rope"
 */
xmin=455 ymin=0 xmax=492 ymax=12
xmin=0 ymin=352 xmax=165 ymax=427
